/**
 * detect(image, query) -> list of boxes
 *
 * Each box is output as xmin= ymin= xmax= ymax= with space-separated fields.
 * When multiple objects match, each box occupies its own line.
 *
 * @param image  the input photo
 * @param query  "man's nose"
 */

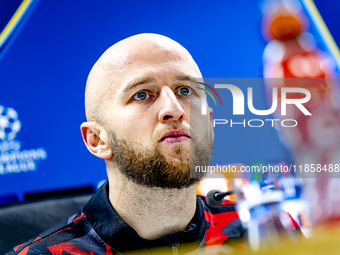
xmin=158 ymin=87 xmax=185 ymax=123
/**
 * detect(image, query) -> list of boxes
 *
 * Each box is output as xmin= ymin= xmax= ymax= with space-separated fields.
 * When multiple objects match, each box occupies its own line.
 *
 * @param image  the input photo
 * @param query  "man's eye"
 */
xmin=133 ymin=91 xmax=150 ymax=101
xmin=177 ymin=86 xmax=193 ymax=96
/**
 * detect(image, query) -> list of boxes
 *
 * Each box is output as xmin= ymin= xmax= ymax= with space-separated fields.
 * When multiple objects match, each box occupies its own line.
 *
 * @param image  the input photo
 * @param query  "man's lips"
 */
xmin=159 ymin=130 xmax=190 ymax=143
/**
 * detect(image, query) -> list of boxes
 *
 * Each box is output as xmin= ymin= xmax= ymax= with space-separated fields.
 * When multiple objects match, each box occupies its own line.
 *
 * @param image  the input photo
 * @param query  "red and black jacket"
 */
xmin=7 ymin=181 xmax=301 ymax=255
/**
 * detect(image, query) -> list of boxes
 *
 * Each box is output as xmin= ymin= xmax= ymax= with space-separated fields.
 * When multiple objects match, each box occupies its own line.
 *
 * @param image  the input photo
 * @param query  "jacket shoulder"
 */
xmin=5 ymin=211 xmax=87 ymax=255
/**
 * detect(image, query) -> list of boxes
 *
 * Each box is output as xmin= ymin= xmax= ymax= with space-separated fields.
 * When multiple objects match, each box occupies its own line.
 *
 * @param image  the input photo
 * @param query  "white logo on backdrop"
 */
xmin=0 ymin=105 xmax=47 ymax=175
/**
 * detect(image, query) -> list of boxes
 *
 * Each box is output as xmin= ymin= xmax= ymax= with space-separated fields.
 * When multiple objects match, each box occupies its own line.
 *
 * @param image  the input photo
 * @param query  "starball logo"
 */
xmin=198 ymin=80 xmax=312 ymax=128
xmin=0 ymin=105 xmax=48 ymax=175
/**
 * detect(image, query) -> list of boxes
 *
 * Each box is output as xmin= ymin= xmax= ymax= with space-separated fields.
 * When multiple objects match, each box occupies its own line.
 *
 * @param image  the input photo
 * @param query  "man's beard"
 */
xmin=107 ymin=127 xmax=213 ymax=189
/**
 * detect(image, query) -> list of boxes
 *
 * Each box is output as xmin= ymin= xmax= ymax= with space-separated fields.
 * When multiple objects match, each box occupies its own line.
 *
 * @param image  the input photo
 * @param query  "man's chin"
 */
xmin=108 ymin=130 xmax=210 ymax=189
xmin=158 ymin=142 xmax=190 ymax=156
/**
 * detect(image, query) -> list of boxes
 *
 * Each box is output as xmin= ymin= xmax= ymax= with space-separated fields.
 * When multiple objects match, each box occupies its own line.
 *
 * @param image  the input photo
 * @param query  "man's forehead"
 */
xmin=93 ymin=37 xmax=201 ymax=92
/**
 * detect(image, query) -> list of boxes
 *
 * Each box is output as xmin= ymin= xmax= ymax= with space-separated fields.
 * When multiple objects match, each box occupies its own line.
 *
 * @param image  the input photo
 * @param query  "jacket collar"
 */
xmin=83 ymin=181 xmax=206 ymax=253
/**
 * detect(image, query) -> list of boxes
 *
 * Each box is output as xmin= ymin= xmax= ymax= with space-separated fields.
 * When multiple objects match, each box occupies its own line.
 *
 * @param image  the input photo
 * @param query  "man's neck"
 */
xmin=106 ymin=164 xmax=197 ymax=240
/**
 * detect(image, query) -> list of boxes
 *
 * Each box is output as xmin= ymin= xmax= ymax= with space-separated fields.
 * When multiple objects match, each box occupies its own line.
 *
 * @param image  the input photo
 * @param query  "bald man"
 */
xmin=8 ymin=34 xmax=245 ymax=255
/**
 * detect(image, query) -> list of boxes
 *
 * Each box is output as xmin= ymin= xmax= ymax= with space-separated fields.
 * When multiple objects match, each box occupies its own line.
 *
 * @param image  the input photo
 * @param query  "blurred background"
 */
xmin=1 ymin=0 xmax=340 ymax=253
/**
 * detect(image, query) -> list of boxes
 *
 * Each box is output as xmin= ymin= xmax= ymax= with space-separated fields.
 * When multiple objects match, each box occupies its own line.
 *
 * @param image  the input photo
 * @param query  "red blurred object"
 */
xmin=270 ymin=15 xmax=302 ymax=41
xmin=262 ymin=0 xmax=340 ymax=227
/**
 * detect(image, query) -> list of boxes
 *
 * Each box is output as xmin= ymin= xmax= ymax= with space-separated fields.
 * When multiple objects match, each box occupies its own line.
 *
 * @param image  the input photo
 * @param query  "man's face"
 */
xmin=100 ymin=39 xmax=213 ymax=188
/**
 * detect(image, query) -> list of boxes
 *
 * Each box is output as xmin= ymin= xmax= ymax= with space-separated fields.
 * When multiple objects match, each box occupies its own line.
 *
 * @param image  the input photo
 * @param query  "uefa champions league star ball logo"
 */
xmin=0 ymin=105 xmax=47 ymax=175
xmin=0 ymin=105 xmax=21 ymax=142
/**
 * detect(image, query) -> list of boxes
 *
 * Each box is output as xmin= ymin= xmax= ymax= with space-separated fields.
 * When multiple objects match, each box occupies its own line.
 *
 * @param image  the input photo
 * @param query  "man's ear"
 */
xmin=80 ymin=122 xmax=112 ymax=159
xmin=209 ymin=107 xmax=214 ymax=140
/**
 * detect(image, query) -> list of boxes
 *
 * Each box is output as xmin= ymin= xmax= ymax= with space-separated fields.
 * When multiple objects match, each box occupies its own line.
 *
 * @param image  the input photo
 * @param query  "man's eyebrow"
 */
xmin=173 ymin=75 xmax=205 ymax=88
xmin=123 ymin=77 xmax=156 ymax=93
xmin=172 ymin=74 xmax=196 ymax=83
